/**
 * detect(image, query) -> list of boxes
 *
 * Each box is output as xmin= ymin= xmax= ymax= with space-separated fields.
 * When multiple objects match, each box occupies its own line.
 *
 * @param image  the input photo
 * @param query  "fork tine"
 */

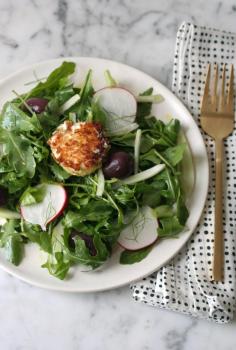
xmin=227 ymin=64 xmax=234 ymax=113
xmin=201 ymin=64 xmax=211 ymax=111
xmin=220 ymin=64 xmax=226 ymax=111
xmin=212 ymin=64 xmax=218 ymax=110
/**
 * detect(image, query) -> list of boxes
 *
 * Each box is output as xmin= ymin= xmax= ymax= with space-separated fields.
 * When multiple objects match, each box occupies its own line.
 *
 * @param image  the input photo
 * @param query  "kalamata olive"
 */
xmin=0 ymin=187 xmax=8 ymax=206
xmin=102 ymin=151 xmax=134 ymax=179
xmin=68 ymin=231 xmax=97 ymax=256
xmin=25 ymin=97 xmax=48 ymax=114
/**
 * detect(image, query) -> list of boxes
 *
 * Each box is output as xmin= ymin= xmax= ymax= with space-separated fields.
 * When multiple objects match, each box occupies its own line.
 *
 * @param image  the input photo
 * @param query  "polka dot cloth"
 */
xmin=131 ymin=22 xmax=236 ymax=324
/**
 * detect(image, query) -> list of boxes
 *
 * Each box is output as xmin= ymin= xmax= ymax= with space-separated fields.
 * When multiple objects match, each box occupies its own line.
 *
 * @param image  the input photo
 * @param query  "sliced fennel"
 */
xmin=60 ymin=94 xmax=80 ymax=113
xmin=120 ymin=164 xmax=165 ymax=185
xmin=96 ymin=169 xmax=105 ymax=197
xmin=136 ymin=94 xmax=164 ymax=103
xmin=134 ymin=129 xmax=142 ymax=174
xmin=107 ymin=122 xmax=139 ymax=136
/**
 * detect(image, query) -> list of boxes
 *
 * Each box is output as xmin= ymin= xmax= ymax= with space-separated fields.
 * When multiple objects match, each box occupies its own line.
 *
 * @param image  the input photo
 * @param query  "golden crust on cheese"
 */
xmin=48 ymin=121 xmax=109 ymax=176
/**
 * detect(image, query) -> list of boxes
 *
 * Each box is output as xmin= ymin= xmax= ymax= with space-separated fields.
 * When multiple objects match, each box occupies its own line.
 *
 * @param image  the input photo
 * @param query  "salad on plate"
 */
xmin=0 ymin=61 xmax=192 ymax=279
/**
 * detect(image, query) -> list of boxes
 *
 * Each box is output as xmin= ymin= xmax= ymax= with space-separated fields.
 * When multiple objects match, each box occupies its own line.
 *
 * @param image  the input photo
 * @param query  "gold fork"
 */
xmin=200 ymin=63 xmax=234 ymax=282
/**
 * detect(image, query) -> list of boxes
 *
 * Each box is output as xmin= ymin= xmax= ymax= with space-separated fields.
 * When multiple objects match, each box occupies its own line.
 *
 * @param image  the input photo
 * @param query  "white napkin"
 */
xmin=131 ymin=22 xmax=236 ymax=324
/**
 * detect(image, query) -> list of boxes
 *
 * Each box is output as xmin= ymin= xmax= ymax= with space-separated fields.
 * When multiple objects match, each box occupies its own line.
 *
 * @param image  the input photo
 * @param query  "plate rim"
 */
xmin=0 ymin=56 xmax=209 ymax=292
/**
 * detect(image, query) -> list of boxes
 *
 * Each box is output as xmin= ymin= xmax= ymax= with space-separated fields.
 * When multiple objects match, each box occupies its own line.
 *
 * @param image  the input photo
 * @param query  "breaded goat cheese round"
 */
xmin=48 ymin=121 xmax=109 ymax=176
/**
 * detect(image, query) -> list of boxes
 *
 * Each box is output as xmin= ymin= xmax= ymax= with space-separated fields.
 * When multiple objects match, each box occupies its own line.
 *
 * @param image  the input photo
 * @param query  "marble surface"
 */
xmin=0 ymin=0 xmax=236 ymax=349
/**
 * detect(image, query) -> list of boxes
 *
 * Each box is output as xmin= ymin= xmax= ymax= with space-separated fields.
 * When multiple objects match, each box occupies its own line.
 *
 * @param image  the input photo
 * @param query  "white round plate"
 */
xmin=0 ymin=57 xmax=209 ymax=292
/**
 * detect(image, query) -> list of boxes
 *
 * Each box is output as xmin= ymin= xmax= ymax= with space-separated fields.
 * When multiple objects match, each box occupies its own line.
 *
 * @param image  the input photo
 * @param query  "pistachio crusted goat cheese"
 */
xmin=48 ymin=121 xmax=109 ymax=176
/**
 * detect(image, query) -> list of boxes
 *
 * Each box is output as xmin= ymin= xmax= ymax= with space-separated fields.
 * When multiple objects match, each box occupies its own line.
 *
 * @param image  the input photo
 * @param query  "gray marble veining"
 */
xmin=0 ymin=0 xmax=236 ymax=349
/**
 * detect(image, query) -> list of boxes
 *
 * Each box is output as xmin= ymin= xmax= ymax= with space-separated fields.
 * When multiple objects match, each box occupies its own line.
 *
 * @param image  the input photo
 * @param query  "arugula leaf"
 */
xmin=158 ymin=216 xmax=184 ymax=237
xmin=162 ymin=143 xmax=186 ymax=167
xmin=42 ymin=251 xmax=70 ymax=279
xmin=144 ymin=118 xmax=180 ymax=149
xmin=75 ymin=69 xmax=94 ymax=121
xmin=0 ymin=219 xmax=23 ymax=266
xmin=0 ymin=102 xmax=41 ymax=133
xmin=73 ymin=234 xmax=109 ymax=269
xmin=176 ymin=193 xmax=189 ymax=225
xmin=31 ymin=138 xmax=49 ymax=163
xmin=65 ymin=200 xmax=113 ymax=223
xmin=91 ymin=101 xmax=108 ymax=126
xmin=112 ymin=184 xmax=136 ymax=205
xmin=50 ymin=162 xmax=71 ymax=181
xmin=42 ymin=223 xmax=70 ymax=279
xmin=0 ymin=172 xmax=28 ymax=194
xmin=0 ymin=129 xmax=36 ymax=178
xmin=155 ymin=168 xmax=179 ymax=203
xmin=140 ymin=149 xmax=161 ymax=165
xmin=20 ymin=184 xmax=46 ymax=206
xmin=29 ymin=61 xmax=76 ymax=97
xmin=136 ymin=88 xmax=153 ymax=127
xmin=120 ymin=246 xmax=152 ymax=264
xmin=21 ymin=221 xmax=52 ymax=253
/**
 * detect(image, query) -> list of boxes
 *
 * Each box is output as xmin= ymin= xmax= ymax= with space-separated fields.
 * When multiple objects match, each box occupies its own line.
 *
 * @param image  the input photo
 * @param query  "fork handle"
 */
xmin=213 ymin=138 xmax=224 ymax=281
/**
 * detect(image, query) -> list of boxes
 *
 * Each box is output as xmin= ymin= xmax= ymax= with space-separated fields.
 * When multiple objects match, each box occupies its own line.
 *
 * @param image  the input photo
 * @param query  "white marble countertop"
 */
xmin=0 ymin=0 xmax=236 ymax=349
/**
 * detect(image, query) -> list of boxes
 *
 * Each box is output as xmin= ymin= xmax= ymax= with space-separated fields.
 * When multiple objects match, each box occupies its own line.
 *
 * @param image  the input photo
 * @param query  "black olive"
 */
xmin=102 ymin=151 xmax=134 ymax=179
xmin=25 ymin=98 xmax=48 ymax=114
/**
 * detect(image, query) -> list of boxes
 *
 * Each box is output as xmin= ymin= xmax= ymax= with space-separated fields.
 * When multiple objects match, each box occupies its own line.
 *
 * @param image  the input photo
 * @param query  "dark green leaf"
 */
xmin=0 ymin=219 xmax=23 ymax=266
xmin=50 ymin=162 xmax=71 ymax=181
xmin=29 ymin=61 xmax=76 ymax=97
xmin=0 ymin=171 xmax=28 ymax=194
xmin=176 ymin=194 xmax=189 ymax=225
xmin=158 ymin=216 xmax=184 ymax=237
xmin=75 ymin=69 xmax=94 ymax=121
xmin=162 ymin=143 xmax=186 ymax=167
xmin=142 ymin=190 xmax=161 ymax=208
xmin=65 ymin=200 xmax=113 ymax=224
xmin=136 ymin=88 xmax=153 ymax=127
xmin=0 ymin=129 xmax=36 ymax=178
xmin=120 ymin=246 xmax=152 ymax=264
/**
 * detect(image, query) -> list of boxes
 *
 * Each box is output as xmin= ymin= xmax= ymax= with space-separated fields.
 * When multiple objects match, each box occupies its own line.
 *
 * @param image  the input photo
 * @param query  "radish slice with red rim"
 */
xmin=93 ymin=87 xmax=137 ymax=136
xmin=118 ymin=206 xmax=158 ymax=251
xmin=21 ymin=184 xmax=67 ymax=231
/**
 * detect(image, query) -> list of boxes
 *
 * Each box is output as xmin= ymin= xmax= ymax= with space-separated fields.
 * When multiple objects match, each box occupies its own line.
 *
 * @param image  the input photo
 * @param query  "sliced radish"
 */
xmin=93 ymin=87 xmax=137 ymax=136
xmin=118 ymin=206 xmax=158 ymax=251
xmin=119 ymin=164 xmax=165 ymax=185
xmin=21 ymin=184 xmax=67 ymax=231
xmin=0 ymin=208 xmax=20 ymax=219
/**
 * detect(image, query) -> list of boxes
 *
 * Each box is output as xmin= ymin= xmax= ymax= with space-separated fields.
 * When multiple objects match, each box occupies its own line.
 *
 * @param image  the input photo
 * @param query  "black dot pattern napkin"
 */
xmin=131 ymin=22 xmax=236 ymax=324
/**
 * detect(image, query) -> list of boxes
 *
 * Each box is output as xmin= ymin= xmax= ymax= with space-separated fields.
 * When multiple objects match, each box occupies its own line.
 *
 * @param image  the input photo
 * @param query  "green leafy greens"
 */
xmin=0 ymin=62 xmax=190 ymax=279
